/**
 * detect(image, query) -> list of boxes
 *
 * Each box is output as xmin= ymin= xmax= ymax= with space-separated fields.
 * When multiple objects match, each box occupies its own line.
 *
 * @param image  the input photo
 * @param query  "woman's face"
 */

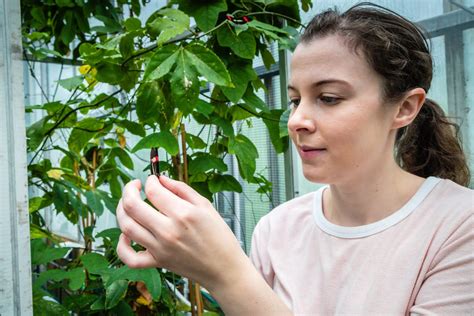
xmin=288 ymin=35 xmax=398 ymax=185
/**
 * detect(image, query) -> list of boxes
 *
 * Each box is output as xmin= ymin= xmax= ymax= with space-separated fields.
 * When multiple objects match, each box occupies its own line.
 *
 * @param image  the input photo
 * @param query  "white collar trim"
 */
xmin=313 ymin=177 xmax=442 ymax=239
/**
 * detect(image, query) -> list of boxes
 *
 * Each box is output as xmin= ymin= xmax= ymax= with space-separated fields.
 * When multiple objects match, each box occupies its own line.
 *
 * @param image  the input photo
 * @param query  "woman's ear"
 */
xmin=391 ymin=87 xmax=426 ymax=130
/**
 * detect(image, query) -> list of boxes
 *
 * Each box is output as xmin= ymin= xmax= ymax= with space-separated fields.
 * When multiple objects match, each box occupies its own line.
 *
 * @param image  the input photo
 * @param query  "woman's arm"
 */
xmin=410 ymin=213 xmax=474 ymax=314
xmin=115 ymin=175 xmax=292 ymax=315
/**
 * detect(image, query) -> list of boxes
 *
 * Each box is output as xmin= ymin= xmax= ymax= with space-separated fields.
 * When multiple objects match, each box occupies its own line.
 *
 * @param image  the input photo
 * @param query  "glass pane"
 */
xmin=300 ymin=0 xmax=444 ymax=24
xmin=428 ymin=36 xmax=448 ymax=112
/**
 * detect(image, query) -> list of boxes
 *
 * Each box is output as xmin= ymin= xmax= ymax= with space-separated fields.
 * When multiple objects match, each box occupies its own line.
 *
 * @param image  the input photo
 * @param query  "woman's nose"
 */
xmin=287 ymin=103 xmax=316 ymax=134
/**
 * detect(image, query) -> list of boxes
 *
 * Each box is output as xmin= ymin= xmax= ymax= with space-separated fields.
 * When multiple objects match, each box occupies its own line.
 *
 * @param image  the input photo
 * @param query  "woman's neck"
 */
xmin=322 ymin=165 xmax=425 ymax=227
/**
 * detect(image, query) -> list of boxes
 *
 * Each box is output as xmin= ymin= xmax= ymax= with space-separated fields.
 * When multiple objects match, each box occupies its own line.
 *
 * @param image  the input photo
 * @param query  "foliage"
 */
xmin=23 ymin=0 xmax=311 ymax=314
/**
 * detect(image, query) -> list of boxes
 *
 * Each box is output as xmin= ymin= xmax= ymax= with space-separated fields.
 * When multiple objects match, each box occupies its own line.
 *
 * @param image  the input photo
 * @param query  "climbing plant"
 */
xmin=23 ymin=0 xmax=312 ymax=314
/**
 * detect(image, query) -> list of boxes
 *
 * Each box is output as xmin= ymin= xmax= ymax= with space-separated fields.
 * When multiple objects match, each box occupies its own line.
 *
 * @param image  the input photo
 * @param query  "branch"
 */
xmin=28 ymin=90 xmax=123 ymax=166
xmin=23 ymin=50 xmax=50 ymax=103
xmin=121 ymin=28 xmax=196 ymax=67
xmin=121 ymin=21 xmax=228 ymax=67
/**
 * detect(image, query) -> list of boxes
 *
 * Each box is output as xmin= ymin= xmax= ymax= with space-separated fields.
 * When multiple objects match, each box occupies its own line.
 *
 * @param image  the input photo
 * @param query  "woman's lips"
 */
xmin=297 ymin=146 xmax=326 ymax=160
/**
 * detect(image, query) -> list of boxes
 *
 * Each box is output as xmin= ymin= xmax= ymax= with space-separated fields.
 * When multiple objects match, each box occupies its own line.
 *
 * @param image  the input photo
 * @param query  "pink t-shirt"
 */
xmin=250 ymin=177 xmax=474 ymax=315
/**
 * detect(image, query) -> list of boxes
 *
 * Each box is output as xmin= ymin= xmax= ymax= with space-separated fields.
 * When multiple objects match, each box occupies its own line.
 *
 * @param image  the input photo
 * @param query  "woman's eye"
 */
xmin=288 ymin=99 xmax=300 ymax=108
xmin=319 ymin=96 xmax=341 ymax=105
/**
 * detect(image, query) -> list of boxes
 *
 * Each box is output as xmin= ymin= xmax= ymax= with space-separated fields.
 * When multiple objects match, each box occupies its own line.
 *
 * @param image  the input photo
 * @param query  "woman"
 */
xmin=116 ymin=4 xmax=473 ymax=315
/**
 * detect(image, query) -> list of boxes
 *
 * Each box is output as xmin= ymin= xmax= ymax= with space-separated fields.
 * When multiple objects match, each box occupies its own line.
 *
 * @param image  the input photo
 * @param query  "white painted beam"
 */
xmin=0 ymin=0 xmax=33 ymax=314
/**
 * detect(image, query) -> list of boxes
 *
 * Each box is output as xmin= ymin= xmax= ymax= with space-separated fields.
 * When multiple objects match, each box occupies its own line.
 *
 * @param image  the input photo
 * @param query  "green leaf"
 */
xmin=148 ymin=8 xmax=189 ymax=44
xmin=96 ymin=35 xmax=123 ymax=50
xmin=74 ymin=11 xmax=90 ymax=33
xmin=63 ymin=294 xmax=98 ymax=312
xmin=135 ymin=81 xmax=168 ymax=126
xmin=112 ymin=147 xmax=134 ymax=169
xmin=27 ymin=115 xmax=52 ymax=151
xmin=189 ymin=154 xmax=228 ymax=174
xmin=57 ymin=75 xmax=84 ymax=91
xmin=99 ymin=190 xmax=119 ymax=214
xmin=107 ymin=266 xmax=161 ymax=300
xmin=96 ymin=228 xmax=122 ymax=249
xmin=195 ymin=99 xmax=214 ymax=117
xmin=52 ymin=182 xmax=80 ymax=223
xmin=105 ymin=280 xmax=128 ymax=309
xmin=144 ymin=45 xmax=179 ymax=80
xmin=212 ymin=117 xmax=234 ymax=137
xmin=217 ymin=25 xmax=256 ymax=59
xmin=209 ymin=174 xmax=242 ymax=193
xmin=184 ymin=44 xmax=232 ymax=87
xmin=33 ymin=296 xmax=69 ymax=316
xmin=247 ymin=19 xmax=288 ymax=40
xmin=34 ymin=269 xmax=68 ymax=289
xmin=124 ymin=17 xmax=141 ymax=31
xmin=90 ymin=296 xmax=105 ymax=310
xmin=261 ymin=47 xmax=276 ymax=70
xmin=119 ymin=34 xmax=134 ymax=58
xmin=177 ymin=0 xmax=227 ymax=32
xmin=221 ymin=62 xmax=257 ymax=102
xmin=228 ymin=104 xmax=254 ymax=122
xmin=67 ymin=267 xmax=86 ymax=291
xmin=262 ymin=109 xmax=289 ymax=153
xmin=228 ymin=134 xmax=259 ymax=179
xmin=131 ymin=0 xmax=140 ymax=16
xmin=185 ymin=133 xmax=206 ymax=149
xmin=301 ymin=0 xmax=313 ymax=12
xmin=94 ymin=15 xmax=122 ymax=33
xmin=81 ymin=252 xmax=109 ymax=275
xmin=34 ymin=267 xmax=84 ymax=291
xmin=56 ymin=0 xmax=75 ymax=7
xmin=95 ymin=62 xmax=123 ymax=85
xmin=68 ymin=118 xmax=104 ymax=153
xmin=85 ymin=189 xmax=104 ymax=216
xmin=278 ymin=26 xmax=300 ymax=51
xmin=131 ymin=131 xmax=179 ymax=155
xmin=117 ymin=120 xmax=146 ymax=137
xmin=30 ymin=223 xmax=53 ymax=240
xmin=31 ymin=7 xmax=46 ymax=26
xmin=111 ymin=301 xmax=135 ymax=315
xmin=60 ymin=11 xmax=75 ymax=45
xmin=279 ymin=108 xmax=290 ymax=137
xmin=259 ymin=0 xmax=301 ymax=26
xmin=170 ymin=49 xmax=199 ymax=115
xmin=242 ymin=87 xmax=270 ymax=112
xmin=31 ymin=239 xmax=70 ymax=265
xmin=29 ymin=196 xmax=47 ymax=213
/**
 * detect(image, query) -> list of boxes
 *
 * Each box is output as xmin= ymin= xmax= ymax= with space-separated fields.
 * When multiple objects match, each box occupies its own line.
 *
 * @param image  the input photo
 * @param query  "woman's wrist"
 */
xmin=206 ymin=254 xmax=292 ymax=315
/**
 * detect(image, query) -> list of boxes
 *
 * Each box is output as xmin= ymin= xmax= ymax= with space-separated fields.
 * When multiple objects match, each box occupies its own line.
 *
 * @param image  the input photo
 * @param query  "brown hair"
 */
xmin=300 ymin=3 xmax=470 ymax=186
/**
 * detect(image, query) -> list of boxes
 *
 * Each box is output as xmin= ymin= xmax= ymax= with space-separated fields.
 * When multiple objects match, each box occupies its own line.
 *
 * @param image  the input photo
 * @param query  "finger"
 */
xmin=116 ymin=199 xmax=157 ymax=249
xmin=144 ymin=175 xmax=193 ymax=217
xmin=127 ymin=178 xmax=142 ymax=191
xmin=116 ymin=234 xmax=158 ymax=269
xmin=158 ymin=175 xmax=209 ymax=206
xmin=122 ymin=180 xmax=170 ymax=236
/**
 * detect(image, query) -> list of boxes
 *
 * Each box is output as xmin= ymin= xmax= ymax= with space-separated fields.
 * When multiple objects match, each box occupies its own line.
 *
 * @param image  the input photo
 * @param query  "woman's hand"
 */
xmin=116 ymin=175 xmax=293 ymax=315
xmin=115 ymin=175 xmax=248 ymax=290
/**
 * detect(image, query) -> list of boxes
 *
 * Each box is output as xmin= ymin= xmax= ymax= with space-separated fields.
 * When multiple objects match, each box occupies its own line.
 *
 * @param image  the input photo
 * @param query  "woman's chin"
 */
xmin=302 ymin=168 xmax=329 ymax=184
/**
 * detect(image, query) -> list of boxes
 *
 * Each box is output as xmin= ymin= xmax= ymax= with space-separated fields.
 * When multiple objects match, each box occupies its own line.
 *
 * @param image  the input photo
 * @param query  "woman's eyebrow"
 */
xmin=288 ymin=79 xmax=353 ymax=91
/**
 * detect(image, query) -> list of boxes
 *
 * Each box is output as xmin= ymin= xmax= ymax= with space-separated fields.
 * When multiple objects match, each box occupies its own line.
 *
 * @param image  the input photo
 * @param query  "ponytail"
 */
xmin=396 ymin=99 xmax=470 ymax=186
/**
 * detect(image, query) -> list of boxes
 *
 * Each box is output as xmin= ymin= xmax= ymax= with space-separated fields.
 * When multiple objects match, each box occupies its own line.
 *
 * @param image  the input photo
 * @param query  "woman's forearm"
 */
xmin=207 ymin=257 xmax=293 ymax=316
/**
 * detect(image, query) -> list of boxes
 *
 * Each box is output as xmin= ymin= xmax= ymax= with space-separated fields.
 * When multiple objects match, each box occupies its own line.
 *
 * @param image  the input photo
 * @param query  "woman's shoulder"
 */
xmin=432 ymin=178 xmax=473 ymax=209
xmin=419 ymin=178 xmax=473 ymax=226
